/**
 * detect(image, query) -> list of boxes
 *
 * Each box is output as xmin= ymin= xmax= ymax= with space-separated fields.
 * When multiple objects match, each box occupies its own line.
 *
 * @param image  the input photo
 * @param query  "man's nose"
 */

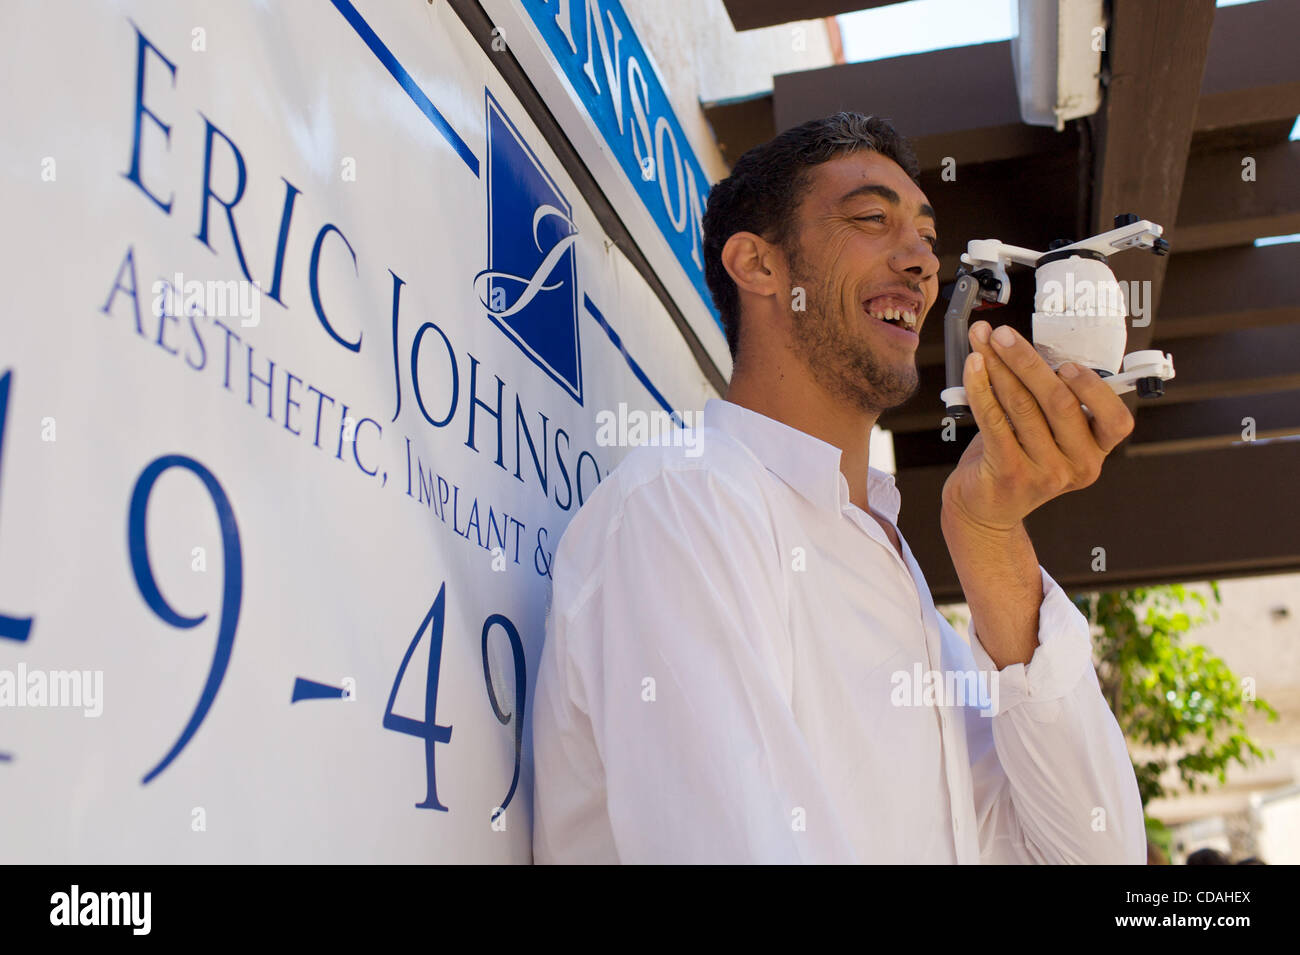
xmin=890 ymin=233 xmax=939 ymax=280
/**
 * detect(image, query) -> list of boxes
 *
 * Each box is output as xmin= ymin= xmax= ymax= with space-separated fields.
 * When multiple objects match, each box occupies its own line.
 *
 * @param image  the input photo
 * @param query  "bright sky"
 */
xmin=837 ymin=0 xmax=1015 ymax=64
xmin=837 ymin=0 xmax=1268 ymax=65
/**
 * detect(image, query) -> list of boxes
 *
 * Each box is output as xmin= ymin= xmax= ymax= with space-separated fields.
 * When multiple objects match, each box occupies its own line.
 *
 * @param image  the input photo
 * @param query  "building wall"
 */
xmin=622 ymin=1 xmax=834 ymax=181
xmin=1154 ymin=572 xmax=1300 ymax=863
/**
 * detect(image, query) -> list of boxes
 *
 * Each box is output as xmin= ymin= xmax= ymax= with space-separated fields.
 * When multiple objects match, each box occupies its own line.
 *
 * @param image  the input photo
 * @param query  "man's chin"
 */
xmin=870 ymin=380 xmax=921 ymax=415
xmin=826 ymin=370 xmax=919 ymax=416
xmin=852 ymin=356 xmax=920 ymax=414
xmin=791 ymin=315 xmax=921 ymax=413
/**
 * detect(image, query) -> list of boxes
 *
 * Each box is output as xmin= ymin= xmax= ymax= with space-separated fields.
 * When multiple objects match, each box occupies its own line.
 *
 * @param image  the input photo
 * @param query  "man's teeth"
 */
xmin=867 ymin=305 xmax=918 ymax=330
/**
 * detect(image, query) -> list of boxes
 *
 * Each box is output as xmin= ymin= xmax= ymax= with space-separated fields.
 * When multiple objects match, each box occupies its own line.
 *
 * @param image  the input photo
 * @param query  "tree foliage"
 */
xmin=1073 ymin=582 xmax=1277 ymax=806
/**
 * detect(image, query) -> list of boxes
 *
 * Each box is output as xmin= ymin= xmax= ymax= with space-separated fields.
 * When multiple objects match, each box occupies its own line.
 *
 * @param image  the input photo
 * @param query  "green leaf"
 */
xmin=1080 ymin=582 xmax=1276 ymax=809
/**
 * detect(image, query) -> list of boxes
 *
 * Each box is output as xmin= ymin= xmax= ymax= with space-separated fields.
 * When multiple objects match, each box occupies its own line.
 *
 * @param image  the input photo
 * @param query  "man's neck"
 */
xmin=723 ymin=349 xmax=878 ymax=513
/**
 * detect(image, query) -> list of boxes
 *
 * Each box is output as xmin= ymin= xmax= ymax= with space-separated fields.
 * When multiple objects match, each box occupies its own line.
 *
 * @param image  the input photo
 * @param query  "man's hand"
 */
xmin=938 ymin=319 xmax=1134 ymax=670
xmin=941 ymin=320 xmax=1135 ymax=532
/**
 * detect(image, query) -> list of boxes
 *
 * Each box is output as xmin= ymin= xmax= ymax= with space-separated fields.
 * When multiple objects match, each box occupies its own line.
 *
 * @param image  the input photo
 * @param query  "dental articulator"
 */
xmin=939 ymin=214 xmax=1176 ymax=420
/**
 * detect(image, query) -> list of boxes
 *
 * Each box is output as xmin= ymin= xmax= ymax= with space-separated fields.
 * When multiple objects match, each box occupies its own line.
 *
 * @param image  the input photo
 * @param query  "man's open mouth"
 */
xmin=863 ymin=294 xmax=922 ymax=333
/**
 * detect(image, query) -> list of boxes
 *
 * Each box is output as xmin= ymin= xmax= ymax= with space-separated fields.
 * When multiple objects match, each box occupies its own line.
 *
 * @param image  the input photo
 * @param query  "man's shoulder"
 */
xmin=551 ymin=425 xmax=776 ymax=594
xmin=578 ymin=423 xmax=771 ymax=526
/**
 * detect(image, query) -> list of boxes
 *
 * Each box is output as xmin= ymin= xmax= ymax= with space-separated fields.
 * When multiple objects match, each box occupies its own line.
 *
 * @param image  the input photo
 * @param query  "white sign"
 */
xmin=0 ymin=0 xmax=715 ymax=862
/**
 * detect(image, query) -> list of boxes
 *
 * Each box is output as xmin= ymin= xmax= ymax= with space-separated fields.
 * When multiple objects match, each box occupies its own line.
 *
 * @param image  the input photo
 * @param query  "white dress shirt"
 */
xmin=530 ymin=397 xmax=1145 ymax=864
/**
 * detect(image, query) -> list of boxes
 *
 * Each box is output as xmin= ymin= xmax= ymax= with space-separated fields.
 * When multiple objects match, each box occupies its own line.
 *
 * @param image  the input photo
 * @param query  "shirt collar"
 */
xmin=702 ymin=398 xmax=902 ymax=524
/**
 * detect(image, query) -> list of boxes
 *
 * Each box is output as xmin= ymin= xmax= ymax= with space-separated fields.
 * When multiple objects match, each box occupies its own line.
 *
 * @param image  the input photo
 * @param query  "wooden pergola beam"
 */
xmin=1157 ymin=242 xmax=1300 ymax=339
xmin=896 ymin=440 xmax=1300 ymax=603
xmin=1145 ymin=324 xmax=1300 ymax=404
xmin=1195 ymin=0 xmax=1300 ymax=131
xmin=892 ymin=387 xmax=1300 ymax=464
xmin=1127 ymin=391 xmax=1300 ymax=455
xmin=1090 ymin=0 xmax=1217 ymax=352
xmin=1173 ymin=141 xmax=1300 ymax=253
xmin=773 ymin=40 xmax=1064 ymax=172
xmin=701 ymin=93 xmax=782 ymax=169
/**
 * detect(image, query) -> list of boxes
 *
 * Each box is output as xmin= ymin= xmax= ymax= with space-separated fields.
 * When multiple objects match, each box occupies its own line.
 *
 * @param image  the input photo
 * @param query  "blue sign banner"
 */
xmin=520 ymin=0 xmax=720 ymax=329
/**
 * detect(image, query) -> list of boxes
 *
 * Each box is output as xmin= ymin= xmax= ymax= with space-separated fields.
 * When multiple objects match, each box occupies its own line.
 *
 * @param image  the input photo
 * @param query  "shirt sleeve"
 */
xmin=534 ymin=463 xmax=858 ymax=864
xmin=960 ymin=566 xmax=1147 ymax=864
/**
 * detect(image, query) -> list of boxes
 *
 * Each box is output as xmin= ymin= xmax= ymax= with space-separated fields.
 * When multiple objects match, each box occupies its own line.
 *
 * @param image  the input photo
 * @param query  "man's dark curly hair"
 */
xmin=701 ymin=112 xmax=920 ymax=361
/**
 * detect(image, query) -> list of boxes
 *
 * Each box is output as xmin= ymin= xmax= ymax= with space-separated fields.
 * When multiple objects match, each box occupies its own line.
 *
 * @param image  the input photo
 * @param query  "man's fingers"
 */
xmin=962 ymin=349 xmax=1024 ymax=466
xmin=982 ymin=323 xmax=1104 ymax=468
xmin=1058 ymin=363 xmax=1136 ymax=453
xmin=969 ymin=323 xmax=1057 ymax=461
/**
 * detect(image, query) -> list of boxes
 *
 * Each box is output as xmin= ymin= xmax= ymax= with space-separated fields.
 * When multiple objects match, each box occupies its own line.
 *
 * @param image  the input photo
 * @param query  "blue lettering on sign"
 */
xmin=0 ymin=371 xmax=33 ymax=648
xmin=326 ymin=3 xmax=681 ymax=414
xmin=477 ymin=90 xmax=584 ymax=404
xmin=383 ymin=584 xmax=453 ymax=812
xmin=520 ymin=0 xmax=720 ymax=330
xmin=128 ymin=454 xmax=242 ymax=786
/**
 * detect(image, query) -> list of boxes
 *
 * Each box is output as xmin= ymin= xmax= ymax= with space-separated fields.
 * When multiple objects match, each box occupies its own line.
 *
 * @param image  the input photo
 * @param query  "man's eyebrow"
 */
xmin=837 ymin=183 xmax=937 ymax=224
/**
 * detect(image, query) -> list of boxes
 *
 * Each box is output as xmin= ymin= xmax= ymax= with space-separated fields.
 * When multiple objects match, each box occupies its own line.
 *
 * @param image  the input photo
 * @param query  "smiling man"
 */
xmin=530 ymin=112 xmax=1146 ymax=864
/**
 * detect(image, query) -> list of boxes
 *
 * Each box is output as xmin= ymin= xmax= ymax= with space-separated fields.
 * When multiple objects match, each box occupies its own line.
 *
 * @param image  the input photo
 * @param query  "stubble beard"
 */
xmin=785 ymin=243 xmax=921 ymax=415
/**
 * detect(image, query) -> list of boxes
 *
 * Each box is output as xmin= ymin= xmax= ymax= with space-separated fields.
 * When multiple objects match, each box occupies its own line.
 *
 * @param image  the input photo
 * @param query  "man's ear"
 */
xmin=721 ymin=231 xmax=784 ymax=301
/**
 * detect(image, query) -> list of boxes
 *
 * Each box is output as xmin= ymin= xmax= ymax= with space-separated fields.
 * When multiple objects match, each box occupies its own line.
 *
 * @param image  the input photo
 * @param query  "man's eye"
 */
xmin=923 ymin=235 xmax=939 ymax=249
xmin=854 ymin=214 xmax=887 ymax=223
